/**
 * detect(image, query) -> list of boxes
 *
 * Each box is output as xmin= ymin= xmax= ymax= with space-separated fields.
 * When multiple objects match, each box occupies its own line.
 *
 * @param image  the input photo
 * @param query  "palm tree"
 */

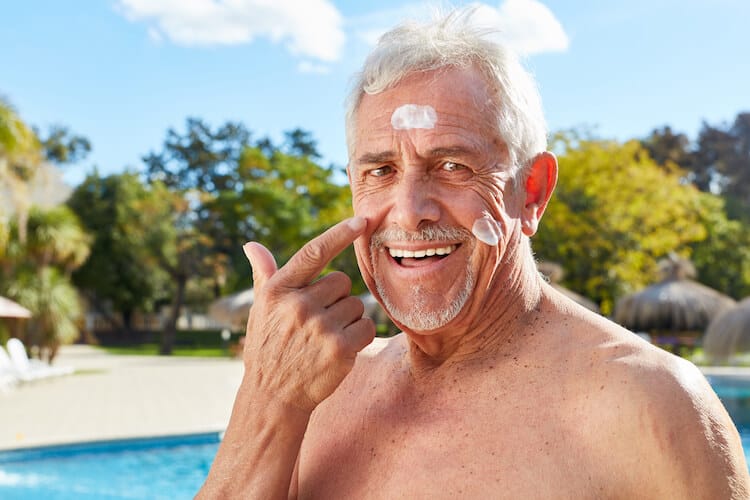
xmin=8 ymin=266 xmax=83 ymax=362
xmin=2 ymin=206 xmax=91 ymax=362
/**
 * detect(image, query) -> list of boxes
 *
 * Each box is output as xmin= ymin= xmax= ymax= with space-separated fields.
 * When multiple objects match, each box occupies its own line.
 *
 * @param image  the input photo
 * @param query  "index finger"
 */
xmin=272 ymin=216 xmax=367 ymax=288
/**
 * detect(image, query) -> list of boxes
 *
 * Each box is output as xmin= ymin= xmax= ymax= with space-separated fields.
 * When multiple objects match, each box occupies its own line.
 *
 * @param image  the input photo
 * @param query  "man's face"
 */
xmin=348 ymin=66 xmax=525 ymax=333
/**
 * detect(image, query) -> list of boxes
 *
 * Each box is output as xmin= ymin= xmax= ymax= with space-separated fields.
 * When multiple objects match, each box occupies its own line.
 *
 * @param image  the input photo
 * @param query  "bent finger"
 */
xmin=305 ymin=272 xmax=353 ymax=308
xmin=344 ymin=317 xmax=376 ymax=353
xmin=324 ymin=295 xmax=365 ymax=327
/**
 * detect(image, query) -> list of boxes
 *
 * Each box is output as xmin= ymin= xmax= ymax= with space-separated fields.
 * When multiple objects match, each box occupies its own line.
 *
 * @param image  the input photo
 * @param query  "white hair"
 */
xmin=345 ymin=6 xmax=548 ymax=181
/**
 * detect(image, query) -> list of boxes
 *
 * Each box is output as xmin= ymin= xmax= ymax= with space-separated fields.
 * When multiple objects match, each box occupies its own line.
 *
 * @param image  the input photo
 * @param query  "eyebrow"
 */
xmin=355 ymin=146 xmax=476 ymax=166
xmin=356 ymin=151 xmax=396 ymax=165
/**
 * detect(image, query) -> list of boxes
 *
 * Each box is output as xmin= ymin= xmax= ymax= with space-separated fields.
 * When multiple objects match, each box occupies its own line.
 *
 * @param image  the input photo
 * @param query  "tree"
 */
xmin=231 ymin=145 xmax=359 ymax=292
xmin=141 ymin=120 xmax=358 ymax=353
xmin=143 ymin=117 xmax=250 ymax=193
xmin=37 ymin=124 xmax=92 ymax=165
xmin=68 ymin=172 xmax=171 ymax=335
xmin=535 ymin=134 xmax=712 ymax=313
xmin=1 ymin=206 xmax=91 ymax=362
xmin=641 ymin=126 xmax=693 ymax=174
xmin=689 ymin=193 xmax=750 ymax=300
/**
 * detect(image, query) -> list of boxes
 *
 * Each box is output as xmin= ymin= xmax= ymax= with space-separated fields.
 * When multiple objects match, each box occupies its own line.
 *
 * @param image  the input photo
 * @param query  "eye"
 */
xmin=442 ymin=161 xmax=467 ymax=172
xmin=368 ymin=165 xmax=394 ymax=177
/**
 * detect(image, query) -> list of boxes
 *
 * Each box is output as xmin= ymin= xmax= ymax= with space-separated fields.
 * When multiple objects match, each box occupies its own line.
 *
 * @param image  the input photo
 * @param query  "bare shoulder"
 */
xmin=572 ymin=313 xmax=750 ymax=497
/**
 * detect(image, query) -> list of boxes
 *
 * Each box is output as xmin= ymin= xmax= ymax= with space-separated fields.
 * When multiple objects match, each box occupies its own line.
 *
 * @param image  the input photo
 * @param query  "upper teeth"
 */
xmin=388 ymin=245 xmax=456 ymax=258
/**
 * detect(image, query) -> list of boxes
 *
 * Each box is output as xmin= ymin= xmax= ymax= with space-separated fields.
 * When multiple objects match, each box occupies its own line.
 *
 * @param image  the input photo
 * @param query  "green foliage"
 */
xmin=68 ymin=172 xmax=172 ymax=326
xmin=7 ymin=266 xmax=83 ymax=349
xmin=234 ymin=146 xmax=361 ymax=292
xmin=21 ymin=205 xmax=92 ymax=272
xmin=0 ymin=98 xmax=40 ymax=167
xmin=535 ymin=135 xmax=712 ymax=313
xmin=37 ymin=124 xmax=92 ymax=165
xmin=689 ymin=194 xmax=750 ymax=299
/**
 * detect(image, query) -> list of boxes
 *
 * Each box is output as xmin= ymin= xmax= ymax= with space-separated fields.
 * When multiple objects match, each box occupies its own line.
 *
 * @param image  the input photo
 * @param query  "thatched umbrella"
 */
xmin=703 ymin=298 xmax=750 ymax=363
xmin=613 ymin=254 xmax=735 ymax=346
xmin=537 ymin=261 xmax=600 ymax=313
xmin=0 ymin=296 xmax=32 ymax=318
xmin=208 ymin=288 xmax=254 ymax=330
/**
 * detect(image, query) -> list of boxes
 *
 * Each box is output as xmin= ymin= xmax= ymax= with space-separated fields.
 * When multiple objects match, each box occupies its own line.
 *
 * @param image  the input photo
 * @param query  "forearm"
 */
xmin=197 ymin=376 xmax=311 ymax=499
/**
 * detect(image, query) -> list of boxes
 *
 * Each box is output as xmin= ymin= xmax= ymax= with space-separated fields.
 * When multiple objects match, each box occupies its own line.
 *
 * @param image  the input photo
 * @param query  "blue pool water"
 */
xmin=0 ymin=433 xmax=220 ymax=499
xmin=1 ymin=376 xmax=749 ymax=499
xmin=706 ymin=375 xmax=750 ymax=466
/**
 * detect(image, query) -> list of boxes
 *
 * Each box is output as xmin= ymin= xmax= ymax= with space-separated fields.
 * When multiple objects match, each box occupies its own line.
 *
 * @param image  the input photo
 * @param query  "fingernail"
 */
xmin=242 ymin=242 xmax=253 ymax=262
xmin=347 ymin=216 xmax=366 ymax=232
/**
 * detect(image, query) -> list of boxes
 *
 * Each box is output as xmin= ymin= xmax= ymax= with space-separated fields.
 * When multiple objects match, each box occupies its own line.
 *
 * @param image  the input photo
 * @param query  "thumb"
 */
xmin=243 ymin=242 xmax=278 ymax=291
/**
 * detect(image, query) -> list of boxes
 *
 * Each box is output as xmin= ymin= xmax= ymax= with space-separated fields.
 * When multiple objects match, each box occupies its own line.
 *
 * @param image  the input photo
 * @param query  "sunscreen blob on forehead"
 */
xmin=391 ymin=104 xmax=437 ymax=130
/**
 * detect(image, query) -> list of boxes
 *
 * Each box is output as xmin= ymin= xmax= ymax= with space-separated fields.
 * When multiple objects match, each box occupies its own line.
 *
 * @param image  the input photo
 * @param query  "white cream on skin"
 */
xmin=472 ymin=216 xmax=501 ymax=247
xmin=390 ymin=104 xmax=437 ymax=130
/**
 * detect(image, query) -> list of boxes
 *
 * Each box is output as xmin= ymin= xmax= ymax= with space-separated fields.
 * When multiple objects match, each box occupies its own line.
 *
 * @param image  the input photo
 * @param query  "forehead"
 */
xmin=353 ymin=67 xmax=498 ymax=155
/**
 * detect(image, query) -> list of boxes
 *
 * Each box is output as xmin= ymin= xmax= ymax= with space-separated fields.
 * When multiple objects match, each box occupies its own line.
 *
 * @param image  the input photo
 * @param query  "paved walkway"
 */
xmin=1 ymin=343 xmax=748 ymax=452
xmin=0 ymin=345 xmax=243 ymax=451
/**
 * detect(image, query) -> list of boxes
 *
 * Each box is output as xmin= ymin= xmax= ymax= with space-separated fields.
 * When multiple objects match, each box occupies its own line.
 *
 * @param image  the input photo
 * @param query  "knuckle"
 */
xmin=355 ymin=317 xmax=376 ymax=337
xmin=300 ymin=241 xmax=326 ymax=267
xmin=307 ymin=311 xmax=328 ymax=332
xmin=327 ymin=335 xmax=349 ymax=359
xmin=346 ymin=296 xmax=365 ymax=317
xmin=328 ymin=271 xmax=352 ymax=293
xmin=288 ymin=294 xmax=312 ymax=322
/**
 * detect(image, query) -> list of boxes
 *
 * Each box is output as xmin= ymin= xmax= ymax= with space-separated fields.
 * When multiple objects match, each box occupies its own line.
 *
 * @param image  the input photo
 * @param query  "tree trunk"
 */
xmin=160 ymin=274 xmax=186 ymax=355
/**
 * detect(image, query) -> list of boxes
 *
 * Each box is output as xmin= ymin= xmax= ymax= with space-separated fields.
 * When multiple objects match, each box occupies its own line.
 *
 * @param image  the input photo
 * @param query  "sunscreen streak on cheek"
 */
xmin=391 ymin=104 xmax=437 ymax=130
xmin=472 ymin=216 xmax=501 ymax=246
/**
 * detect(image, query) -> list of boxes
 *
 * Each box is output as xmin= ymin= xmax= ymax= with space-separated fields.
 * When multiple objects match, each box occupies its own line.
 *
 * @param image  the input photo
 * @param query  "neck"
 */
xmin=403 ymin=243 xmax=543 ymax=378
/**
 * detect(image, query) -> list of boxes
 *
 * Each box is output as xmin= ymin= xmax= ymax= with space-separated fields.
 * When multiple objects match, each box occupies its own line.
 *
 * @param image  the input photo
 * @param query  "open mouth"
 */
xmin=387 ymin=244 xmax=458 ymax=266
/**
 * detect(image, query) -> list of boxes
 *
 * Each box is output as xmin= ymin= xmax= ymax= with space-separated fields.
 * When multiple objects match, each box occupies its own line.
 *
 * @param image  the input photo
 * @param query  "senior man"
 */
xmin=199 ymin=8 xmax=749 ymax=499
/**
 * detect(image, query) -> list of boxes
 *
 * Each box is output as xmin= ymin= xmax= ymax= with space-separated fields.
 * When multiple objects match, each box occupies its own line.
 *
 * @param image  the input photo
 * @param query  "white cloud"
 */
xmin=350 ymin=1 xmax=569 ymax=56
xmin=470 ymin=0 xmax=569 ymax=55
xmin=115 ymin=0 xmax=345 ymax=62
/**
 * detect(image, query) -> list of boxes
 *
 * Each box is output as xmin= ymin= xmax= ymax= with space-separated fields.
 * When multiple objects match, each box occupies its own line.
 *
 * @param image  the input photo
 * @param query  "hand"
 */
xmin=241 ymin=216 xmax=375 ymax=412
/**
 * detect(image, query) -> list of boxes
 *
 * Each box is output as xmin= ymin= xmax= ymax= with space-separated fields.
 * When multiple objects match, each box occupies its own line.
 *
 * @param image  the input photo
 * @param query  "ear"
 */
xmin=521 ymin=152 xmax=558 ymax=236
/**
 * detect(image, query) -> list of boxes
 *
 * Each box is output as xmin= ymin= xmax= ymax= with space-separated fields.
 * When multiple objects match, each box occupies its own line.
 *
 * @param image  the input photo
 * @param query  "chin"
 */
xmin=375 ymin=272 xmax=474 ymax=332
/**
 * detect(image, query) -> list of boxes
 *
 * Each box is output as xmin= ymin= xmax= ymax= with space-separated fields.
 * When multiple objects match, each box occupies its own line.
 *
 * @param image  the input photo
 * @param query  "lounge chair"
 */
xmin=1 ymin=344 xmax=38 ymax=384
xmin=6 ymin=338 xmax=74 ymax=380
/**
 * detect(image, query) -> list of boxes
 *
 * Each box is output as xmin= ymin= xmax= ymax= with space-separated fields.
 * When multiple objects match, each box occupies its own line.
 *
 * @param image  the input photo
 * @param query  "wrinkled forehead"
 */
xmin=350 ymin=68 xmax=504 ymax=166
xmin=352 ymin=67 xmax=501 ymax=156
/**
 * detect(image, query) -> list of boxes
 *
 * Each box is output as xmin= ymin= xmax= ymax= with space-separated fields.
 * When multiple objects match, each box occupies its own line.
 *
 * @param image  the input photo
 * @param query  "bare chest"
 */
xmin=297 ymin=381 xmax=617 ymax=499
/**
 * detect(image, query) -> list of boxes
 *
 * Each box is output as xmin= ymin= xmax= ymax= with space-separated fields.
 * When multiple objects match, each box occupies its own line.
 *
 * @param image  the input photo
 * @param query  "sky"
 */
xmin=1 ymin=0 xmax=748 ymax=187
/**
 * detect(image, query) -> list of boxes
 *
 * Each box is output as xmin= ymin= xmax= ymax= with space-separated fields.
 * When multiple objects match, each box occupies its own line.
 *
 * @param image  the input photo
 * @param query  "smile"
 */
xmin=387 ymin=244 xmax=457 ymax=263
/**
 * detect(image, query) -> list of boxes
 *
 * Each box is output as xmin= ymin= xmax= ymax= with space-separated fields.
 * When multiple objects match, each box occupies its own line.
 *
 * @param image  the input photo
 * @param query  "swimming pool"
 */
xmin=0 ymin=433 xmax=220 ymax=499
xmin=705 ymin=374 xmax=750 ymax=465
xmin=1 ymin=376 xmax=749 ymax=498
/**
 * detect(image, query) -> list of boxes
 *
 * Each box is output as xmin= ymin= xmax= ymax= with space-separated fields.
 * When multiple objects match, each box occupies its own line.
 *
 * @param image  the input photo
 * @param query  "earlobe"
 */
xmin=522 ymin=152 xmax=558 ymax=236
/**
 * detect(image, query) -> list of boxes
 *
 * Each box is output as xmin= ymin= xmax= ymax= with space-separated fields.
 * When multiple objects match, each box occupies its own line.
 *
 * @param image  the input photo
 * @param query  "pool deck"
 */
xmin=0 ymin=345 xmax=243 ymax=451
xmin=1 ymin=344 xmax=750 ymax=452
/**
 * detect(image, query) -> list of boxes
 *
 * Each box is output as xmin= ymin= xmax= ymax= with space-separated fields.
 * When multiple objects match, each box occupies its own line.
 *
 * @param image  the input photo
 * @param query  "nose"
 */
xmin=391 ymin=171 xmax=440 ymax=231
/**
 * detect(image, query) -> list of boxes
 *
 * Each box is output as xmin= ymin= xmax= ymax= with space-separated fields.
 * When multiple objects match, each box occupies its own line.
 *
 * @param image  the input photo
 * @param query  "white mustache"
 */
xmin=371 ymin=226 xmax=472 ymax=248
